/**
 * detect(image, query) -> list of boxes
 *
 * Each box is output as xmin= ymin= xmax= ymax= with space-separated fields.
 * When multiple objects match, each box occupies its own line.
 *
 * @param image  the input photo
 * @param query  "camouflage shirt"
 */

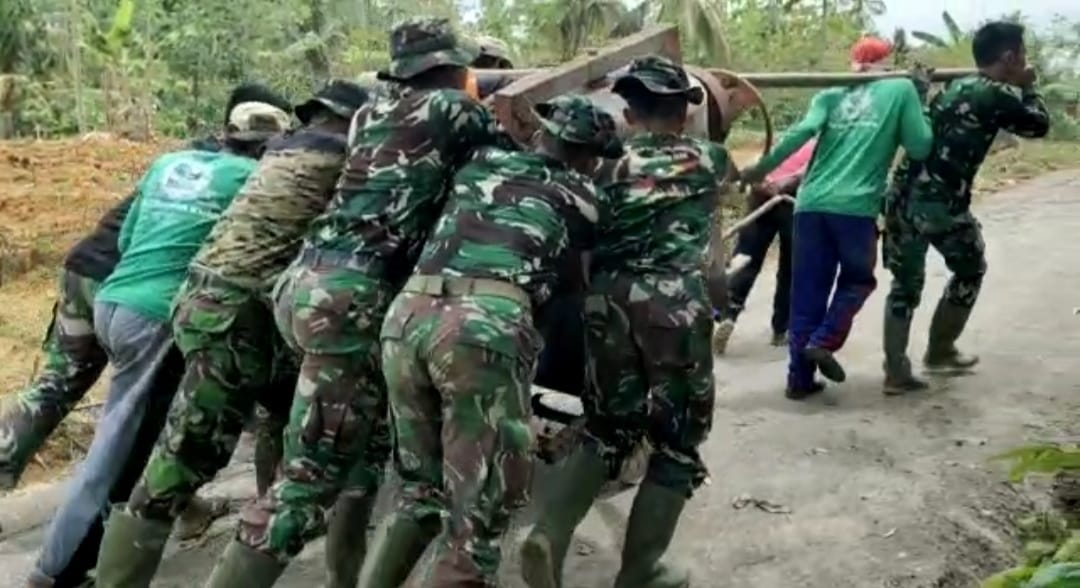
xmin=890 ymin=75 xmax=1050 ymax=226
xmin=591 ymin=133 xmax=729 ymax=275
xmin=192 ymin=129 xmax=347 ymax=291
xmin=305 ymin=84 xmax=509 ymax=281
xmin=414 ymin=147 xmax=605 ymax=308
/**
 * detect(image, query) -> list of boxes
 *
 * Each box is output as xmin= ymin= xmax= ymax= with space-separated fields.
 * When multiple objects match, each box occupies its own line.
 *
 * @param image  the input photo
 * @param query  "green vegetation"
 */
xmin=981 ymin=446 xmax=1080 ymax=587
xmin=1 ymin=0 xmax=1078 ymax=142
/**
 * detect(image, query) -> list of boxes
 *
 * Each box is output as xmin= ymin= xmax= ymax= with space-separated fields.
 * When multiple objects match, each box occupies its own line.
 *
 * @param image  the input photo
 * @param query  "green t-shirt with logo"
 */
xmin=96 ymin=150 xmax=257 ymax=322
xmin=754 ymin=78 xmax=933 ymax=218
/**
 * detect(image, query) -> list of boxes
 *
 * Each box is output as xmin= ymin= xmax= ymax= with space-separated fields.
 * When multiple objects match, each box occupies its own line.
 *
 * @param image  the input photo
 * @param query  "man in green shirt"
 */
xmin=742 ymin=37 xmax=934 ymax=399
xmin=881 ymin=22 xmax=1049 ymax=394
xmin=71 ymin=102 xmax=289 ymax=588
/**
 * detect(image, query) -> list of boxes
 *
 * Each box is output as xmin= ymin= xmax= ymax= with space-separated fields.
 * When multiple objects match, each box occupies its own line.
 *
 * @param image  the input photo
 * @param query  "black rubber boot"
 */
xmin=802 ymin=346 xmax=846 ymax=383
xmin=203 ymin=540 xmax=285 ymax=588
xmin=612 ymin=482 xmax=690 ymax=588
xmin=94 ymin=505 xmax=173 ymax=588
xmin=785 ymin=381 xmax=826 ymax=401
xmin=325 ymin=493 xmax=377 ymax=588
xmin=520 ymin=444 xmax=608 ymax=588
xmin=883 ymin=312 xmax=929 ymax=395
xmin=923 ymin=298 xmax=979 ymax=372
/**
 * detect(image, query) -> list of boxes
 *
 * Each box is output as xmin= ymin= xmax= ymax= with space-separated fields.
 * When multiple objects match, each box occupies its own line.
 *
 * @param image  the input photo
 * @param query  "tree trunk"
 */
xmin=0 ymin=74 xmax=19 ymax=139
xmin=301 ymin=0 xmax=331 ymax=84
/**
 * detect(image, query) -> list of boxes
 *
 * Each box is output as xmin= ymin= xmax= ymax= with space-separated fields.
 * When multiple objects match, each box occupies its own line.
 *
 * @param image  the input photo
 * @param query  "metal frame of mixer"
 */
xmin=483 ymin=24 xmax=974 ymax=271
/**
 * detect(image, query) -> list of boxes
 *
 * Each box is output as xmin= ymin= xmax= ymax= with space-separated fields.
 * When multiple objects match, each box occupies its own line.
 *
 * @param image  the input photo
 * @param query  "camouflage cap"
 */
xmin=612 ymin=55 xmax=705 ymax=105
xmin=379 ymin=17 xmax=479 ymax=81
xmin=294 ymin=80 xmax=369 ymax=124
xmin=225 ymin=101 xmax=291 ymax=141
xmin=534 ymin=94 xmax=624 ymax=159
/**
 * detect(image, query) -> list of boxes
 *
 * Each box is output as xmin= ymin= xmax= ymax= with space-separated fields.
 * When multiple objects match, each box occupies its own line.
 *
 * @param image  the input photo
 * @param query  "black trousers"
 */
xmin=533 ymin=293 xmax=587 ymax=397
xmin=722 ymin=200 xmax=794 ymax=336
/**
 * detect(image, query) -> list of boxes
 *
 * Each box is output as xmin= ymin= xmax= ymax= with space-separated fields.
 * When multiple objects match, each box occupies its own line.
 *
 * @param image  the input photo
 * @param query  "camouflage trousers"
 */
xmin=0 ymin=269 xmax=107 ymax=488
xmin=127 ymin=268 xmax=296 ymax=522
xmin=583 ymin=271 xmax=715 ymax=496
xmin=882 ymin=209 xmax=987 ymax=321
xmin=235 ymin=253 xmax=392 ymax=562
xmin=379 ymin=276 xmax=541 ymax=586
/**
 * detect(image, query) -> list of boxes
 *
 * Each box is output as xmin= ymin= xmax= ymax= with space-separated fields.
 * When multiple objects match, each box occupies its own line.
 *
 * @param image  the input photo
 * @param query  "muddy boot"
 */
xmin=923 ymin=299 xmax=979 ymax=372
xmin=711 ymin=319 xmax=735 ymax=356
xmin=613 ymin=482 xmax=690 ymax=588
xmin=520 ymin=445 xmax=608 ymax=588
xmin=325 ymin=493 xmax=377 ymax=588
xmin=356 ymin=512 xmax=440 ymax=588
xmin=882 ymin=313 xmax=929 ymax=395
xmin=802 ymin=346 xmax=846 ymax=383
xmin=95 ymin=505 xmax=172 ymax=588
xmin=203 ymin=540 xmax=284 ymax=588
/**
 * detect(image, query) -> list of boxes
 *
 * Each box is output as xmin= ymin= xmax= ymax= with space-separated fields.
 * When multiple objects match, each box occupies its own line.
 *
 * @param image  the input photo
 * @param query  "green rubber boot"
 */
xmin=94 ymin=505 xmax=173 ymax=588
xmin=203 ymin=540 xmax=285 ymax=588
xmin=325 ymin=493 xmax=377 ymax=588
xmin=356 ymin=512 xmax=440 ymax=588
xmin=882 ymin=312 xmax=929 ymax=395
xmin=520 ymin=444 xmax=608 ymax=588
xmin=613 ymin=482 xmax=690 ymax=588
xmin=923 ymin=298 xmax=979 ymax=372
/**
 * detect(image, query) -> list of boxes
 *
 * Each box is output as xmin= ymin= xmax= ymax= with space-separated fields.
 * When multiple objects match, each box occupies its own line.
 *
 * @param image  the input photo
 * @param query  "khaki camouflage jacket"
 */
xmin=192 ymin=129 xmax=347 ymax=293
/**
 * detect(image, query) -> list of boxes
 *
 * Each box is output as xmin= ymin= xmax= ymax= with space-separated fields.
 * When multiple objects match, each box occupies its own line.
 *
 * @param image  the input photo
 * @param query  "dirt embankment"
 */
xmin=0 ymin=135 xmax=176 ymax=485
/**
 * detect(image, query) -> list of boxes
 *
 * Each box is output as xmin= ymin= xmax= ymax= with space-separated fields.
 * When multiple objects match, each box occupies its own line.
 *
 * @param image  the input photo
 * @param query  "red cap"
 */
xmin=850 ymin=37 xmax=892 ymax=65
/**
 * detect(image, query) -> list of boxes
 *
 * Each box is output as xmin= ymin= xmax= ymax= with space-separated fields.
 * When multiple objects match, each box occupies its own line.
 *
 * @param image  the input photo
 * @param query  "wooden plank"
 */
xmin=492 ymin=24 xmax=682 ymax=142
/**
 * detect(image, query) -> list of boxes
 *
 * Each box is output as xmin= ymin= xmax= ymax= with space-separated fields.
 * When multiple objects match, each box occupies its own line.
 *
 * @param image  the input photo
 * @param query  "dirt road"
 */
xmin=2 ymin=171 xmax=1079 ymax=587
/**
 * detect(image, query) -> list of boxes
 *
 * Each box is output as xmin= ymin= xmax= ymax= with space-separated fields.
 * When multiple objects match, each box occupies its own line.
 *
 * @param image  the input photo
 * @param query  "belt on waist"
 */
xmin=402 ymin=275 xmax=531 ymax=309
xmin=187 ymin=265 xmax=250 ymax=292
xmin=296 ymin=248 xmax=385 ymax=273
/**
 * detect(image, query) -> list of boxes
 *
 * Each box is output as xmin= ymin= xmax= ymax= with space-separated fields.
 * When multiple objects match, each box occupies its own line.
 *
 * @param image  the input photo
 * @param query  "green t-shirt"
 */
xmin=96 ymin=150 xmax=257 ymax=321
xmin=755 ymin=78 xmax=933 ymax=218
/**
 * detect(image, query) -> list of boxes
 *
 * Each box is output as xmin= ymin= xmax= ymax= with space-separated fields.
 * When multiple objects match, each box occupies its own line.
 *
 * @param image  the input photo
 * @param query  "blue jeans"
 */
xmin=788 ymin=212 xmax=878 ymax=390
xmin=33 ymin=302 xmax=175 ymax=582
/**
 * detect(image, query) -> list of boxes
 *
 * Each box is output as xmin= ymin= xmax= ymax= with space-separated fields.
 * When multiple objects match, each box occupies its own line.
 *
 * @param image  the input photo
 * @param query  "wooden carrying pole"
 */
xmin=476 ymin=67 xmax=977 ymax=88
xmin=491 ymin=25 xmax=682 ymax=143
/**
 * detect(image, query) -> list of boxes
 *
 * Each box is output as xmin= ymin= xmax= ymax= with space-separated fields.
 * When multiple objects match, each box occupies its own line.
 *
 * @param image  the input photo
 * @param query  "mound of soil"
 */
xmin=0 ymin=134 xmax=176 ymax=485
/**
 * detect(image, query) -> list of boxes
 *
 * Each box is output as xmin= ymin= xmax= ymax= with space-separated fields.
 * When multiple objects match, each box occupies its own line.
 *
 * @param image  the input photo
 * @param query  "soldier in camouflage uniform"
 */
xmin=94 ymin=81 xmax=369 ymax=588
xmin=372 ymin=95 xmax=622 ymax=587
xmin=201 ymin=18 xmax=513 ymax=588
xmin=521 ymin=56 xmax=729 ymax=588
xmin=881 ymin=21 xmax=1050 ymax=394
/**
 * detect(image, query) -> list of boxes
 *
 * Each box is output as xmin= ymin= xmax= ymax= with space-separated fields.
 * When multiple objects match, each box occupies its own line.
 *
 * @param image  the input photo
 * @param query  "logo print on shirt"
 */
xmin=160 ymin=160 xmax=214 ymax=200
xmin=832 ymin=86 xmax=877 ymax=129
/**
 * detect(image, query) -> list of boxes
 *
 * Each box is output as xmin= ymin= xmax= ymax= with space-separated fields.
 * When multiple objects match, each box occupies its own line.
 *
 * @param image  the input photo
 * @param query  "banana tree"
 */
xmin=912 ymin=10 xmax=965 ymax=48
xmin=606 ymin=0 xmax=730 ymax=66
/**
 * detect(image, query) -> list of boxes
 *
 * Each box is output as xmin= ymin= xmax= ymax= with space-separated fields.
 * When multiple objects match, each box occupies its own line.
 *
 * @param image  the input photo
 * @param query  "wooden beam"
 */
xmin=492 ymin=24 xmax=682 ymax=143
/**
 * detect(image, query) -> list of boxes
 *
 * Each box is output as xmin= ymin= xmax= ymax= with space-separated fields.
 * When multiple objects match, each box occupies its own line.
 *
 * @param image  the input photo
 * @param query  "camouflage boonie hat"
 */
xmin=613 ymin=55 xmax=705 ymax=105
xmin=473 ymin=35 xmax=514 ymax=68
xmin=534 ymin=94 xmax=624 ymax=159
xmin=379 ymin=17 xmax=479 ymax=81
xmin=294 ymin=80 xmax=369 ymax=124
xmin=226 ymin=101 xmax=291 ymax=142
